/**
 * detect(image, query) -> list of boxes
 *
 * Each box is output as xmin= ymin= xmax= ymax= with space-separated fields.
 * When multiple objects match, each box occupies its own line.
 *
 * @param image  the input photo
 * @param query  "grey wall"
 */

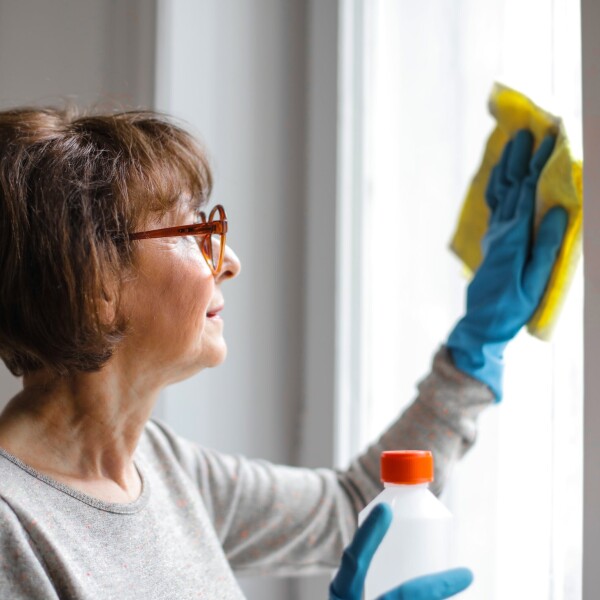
xmin=292 ymin=1 xmax=339 ymax=597
xmin=0 ymin=0 xmax=155 ymax=110
xmin=582 ymin=0 xmax=600 ymax=596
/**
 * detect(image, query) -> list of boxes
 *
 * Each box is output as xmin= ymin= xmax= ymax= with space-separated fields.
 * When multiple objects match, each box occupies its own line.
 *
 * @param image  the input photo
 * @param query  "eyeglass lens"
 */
xmin=201 ymin=234 xmax=223 ymax=272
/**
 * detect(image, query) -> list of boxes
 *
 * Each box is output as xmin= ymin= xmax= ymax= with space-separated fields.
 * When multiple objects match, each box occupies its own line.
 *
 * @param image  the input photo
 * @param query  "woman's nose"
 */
xmin=217 ymin=243 xmax=241 ymax=282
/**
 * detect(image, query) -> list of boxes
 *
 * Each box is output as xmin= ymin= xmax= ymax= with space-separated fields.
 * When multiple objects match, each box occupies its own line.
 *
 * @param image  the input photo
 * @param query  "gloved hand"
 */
xmin=447 ymin=129 xmax=568 ymax=401
xmin=329 ymin=503 xmax=473 ymax=600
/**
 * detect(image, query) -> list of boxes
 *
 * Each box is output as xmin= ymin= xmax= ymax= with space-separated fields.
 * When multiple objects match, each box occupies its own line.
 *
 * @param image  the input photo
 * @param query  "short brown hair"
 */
xmin=0 ymin=107 xmax=212 ymax=377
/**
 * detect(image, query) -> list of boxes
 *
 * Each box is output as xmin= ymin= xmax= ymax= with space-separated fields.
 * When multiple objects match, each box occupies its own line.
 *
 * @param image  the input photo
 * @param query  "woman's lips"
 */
xmin=206 ymin=305 xmax=224 ymax=319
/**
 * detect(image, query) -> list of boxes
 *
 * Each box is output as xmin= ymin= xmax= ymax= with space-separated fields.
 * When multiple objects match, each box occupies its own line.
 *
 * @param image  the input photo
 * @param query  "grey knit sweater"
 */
xmin=0 ymin=348 xmax=493 ymax=599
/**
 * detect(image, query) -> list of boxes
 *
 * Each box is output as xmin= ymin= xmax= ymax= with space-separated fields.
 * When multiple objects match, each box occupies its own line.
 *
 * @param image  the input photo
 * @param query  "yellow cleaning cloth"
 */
xmin=450 ymin=83 xmax=583 ymax=341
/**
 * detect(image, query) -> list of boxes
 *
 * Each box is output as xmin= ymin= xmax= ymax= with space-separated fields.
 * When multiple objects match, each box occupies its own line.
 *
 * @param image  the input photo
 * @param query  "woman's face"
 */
xmin=119 ymin=204 xmax=241 ymax=385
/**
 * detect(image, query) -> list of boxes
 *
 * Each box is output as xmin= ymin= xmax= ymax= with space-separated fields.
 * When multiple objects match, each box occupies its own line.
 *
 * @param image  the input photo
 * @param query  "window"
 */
xmin=336 ymin=0 xmax=583 ymax=597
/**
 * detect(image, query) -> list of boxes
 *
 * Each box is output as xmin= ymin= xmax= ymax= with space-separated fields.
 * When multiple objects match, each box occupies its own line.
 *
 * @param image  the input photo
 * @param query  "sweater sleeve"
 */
xmin=337 ymin=346 xmax=495 ymax=509
xmin=152 ymin=346 xmax=494 ymax=577
xmin=0 ymin=498 xmax=60 ymax=600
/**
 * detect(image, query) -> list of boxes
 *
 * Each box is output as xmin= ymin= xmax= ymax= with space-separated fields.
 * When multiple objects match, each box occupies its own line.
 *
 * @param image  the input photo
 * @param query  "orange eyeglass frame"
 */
xmin=129 ymin=205 xmax=228 ymax=276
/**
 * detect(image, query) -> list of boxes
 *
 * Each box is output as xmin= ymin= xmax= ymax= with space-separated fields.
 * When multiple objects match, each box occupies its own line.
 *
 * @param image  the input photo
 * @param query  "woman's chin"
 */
xmin=170 ymin=335 xmax=228 ymax=377
xmin=201 ymin=340 xmax=228 ymax=368
xmin=208 ymin=350 xmax=227 ymax=368
xmin=170 ymin=345 xmax=227 ymax=383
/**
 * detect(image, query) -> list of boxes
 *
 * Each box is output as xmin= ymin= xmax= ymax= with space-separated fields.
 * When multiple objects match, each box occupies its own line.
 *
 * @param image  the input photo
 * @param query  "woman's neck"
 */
xmin=0 ymin=365 xmax=160 ymax=500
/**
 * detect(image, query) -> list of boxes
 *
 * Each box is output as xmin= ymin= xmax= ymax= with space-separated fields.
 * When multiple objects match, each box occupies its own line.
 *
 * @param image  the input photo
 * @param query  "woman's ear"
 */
xmin=97 ymin=283 xmax=119 ymax=327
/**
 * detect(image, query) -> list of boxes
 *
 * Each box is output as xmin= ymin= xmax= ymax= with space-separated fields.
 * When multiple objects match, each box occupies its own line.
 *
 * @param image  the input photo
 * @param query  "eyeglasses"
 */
xmin=129 ymin=205 xmax=228 ymax=276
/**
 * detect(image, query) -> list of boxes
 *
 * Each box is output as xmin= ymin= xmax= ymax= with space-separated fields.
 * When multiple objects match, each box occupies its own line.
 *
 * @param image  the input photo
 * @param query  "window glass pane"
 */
xmin=353 ymin=0 xmax=583 ymax=597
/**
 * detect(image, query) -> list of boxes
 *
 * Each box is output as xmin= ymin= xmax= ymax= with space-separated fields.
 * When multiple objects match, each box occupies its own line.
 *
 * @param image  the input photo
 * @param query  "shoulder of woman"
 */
xmin=139 ymin=418 xmax=245 ymax=488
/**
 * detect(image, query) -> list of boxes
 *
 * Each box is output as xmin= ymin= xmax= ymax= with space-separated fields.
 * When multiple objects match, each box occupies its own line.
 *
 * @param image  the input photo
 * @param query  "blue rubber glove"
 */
xmin=329 ymin=503 xmax=473 ymax=600
xmin=447 ymin=129 xmax=568 ymax=401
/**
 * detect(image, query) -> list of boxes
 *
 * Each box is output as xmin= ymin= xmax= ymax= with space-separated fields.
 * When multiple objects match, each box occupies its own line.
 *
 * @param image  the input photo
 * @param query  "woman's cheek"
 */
xmin=177 ymin=270 xmax=214 ymax=331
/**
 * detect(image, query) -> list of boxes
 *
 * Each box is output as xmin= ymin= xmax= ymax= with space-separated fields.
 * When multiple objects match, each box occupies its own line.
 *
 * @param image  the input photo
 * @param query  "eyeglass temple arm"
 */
xmin=129 ymin=219 xmax=227 ymax=241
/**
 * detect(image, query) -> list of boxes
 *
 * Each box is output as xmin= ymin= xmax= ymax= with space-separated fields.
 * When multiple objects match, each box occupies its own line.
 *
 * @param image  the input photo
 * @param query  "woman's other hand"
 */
xmin=447 ymin=129 xmax=568 ymax=401
xmin=329 ymin=503 xmax=473 ymax=600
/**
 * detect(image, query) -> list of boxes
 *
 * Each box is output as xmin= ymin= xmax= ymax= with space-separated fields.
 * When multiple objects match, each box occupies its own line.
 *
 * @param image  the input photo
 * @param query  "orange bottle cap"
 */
xmin=380 ymin=450 xmax=434 ymax=485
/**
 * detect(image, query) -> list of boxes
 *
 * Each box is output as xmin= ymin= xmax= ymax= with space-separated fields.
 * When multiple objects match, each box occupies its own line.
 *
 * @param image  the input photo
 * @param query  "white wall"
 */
xmin=154 ymin=4 xmax=346 ymax=598
xmin=154 ymin=1 xmax=309 ymax=597
xmin=154 ymin=0 xmax=306 ymax=466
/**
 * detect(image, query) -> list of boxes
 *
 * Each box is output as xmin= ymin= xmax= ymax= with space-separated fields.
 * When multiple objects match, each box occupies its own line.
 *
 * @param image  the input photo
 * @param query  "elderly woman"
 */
xmin=0 ymin=108 xmax=566 ymax=599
